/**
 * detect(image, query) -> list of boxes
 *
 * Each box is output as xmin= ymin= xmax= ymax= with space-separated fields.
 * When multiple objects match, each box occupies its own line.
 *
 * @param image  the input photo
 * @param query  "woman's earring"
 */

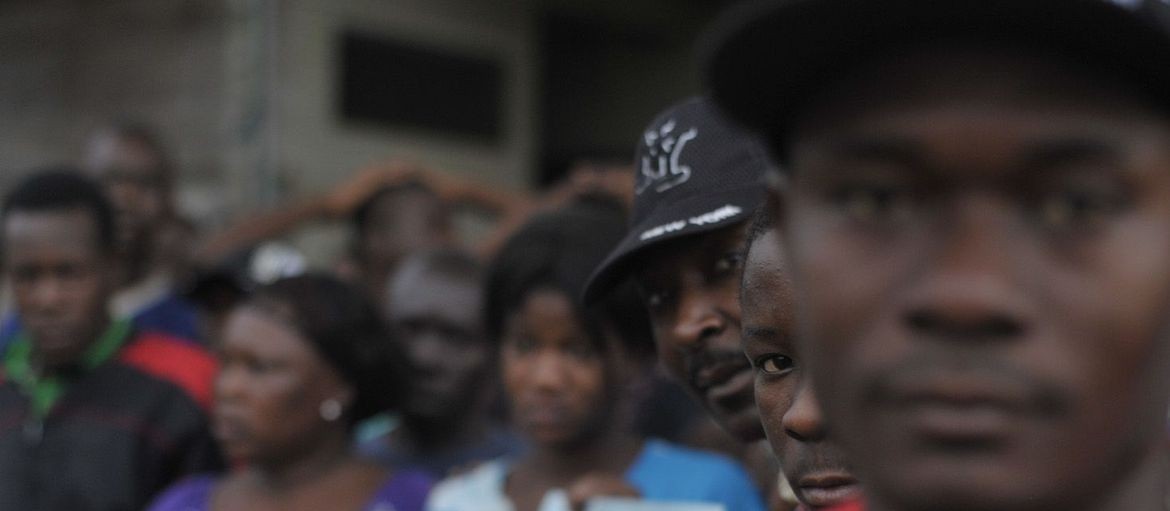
xmin=319 ymin=399 xmax=343 ymax=422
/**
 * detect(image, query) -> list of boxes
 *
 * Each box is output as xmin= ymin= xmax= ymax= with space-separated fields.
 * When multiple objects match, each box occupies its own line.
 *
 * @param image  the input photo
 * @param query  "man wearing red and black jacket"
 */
xmin=0 ymin=170 xmax=221 ymax=511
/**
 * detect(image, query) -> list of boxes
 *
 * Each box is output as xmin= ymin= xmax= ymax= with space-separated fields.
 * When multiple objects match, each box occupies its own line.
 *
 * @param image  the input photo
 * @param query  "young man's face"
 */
xmin=741 ymin=227 xmax=859 ymax=509
xmin=384 ymin=263 xmax=488 ymax=423
xmin=4 ymin=209 xmax=113 ymax=369
xmin=634 ymin=223 xmax=765 ymax=442
xmin=85 ymin=135 xmax=169 ymax=259
xmin=781 ymin=44 xmax=1170 ymax=510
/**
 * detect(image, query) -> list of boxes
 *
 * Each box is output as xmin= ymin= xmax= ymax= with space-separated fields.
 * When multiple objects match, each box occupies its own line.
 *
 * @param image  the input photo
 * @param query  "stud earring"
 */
xmin=319 ymin=399 xmax=343 ymax=422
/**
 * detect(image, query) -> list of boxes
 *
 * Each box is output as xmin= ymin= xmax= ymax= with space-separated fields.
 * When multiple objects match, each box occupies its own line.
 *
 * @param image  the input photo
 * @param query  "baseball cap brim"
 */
xmin=705 ymin=0 xmax=1170 ymax=147
xmin=583 ymin=183 xmax=764 ymax=304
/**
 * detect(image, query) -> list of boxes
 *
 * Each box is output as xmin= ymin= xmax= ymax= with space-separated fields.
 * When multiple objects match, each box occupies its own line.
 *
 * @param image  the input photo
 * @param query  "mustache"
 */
xmin=784 ymin=444 xmax=855 ymax=483
xmin=861 ymin=352 xmax=1072 ymax=418
xmin=686 ymin=349 xmax=752 ymax=387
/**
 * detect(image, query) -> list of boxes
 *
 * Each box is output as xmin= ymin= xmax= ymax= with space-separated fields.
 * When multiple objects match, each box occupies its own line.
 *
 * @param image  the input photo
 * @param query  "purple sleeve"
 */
xmin=146 ymin=475 xmax=217 ymax=511
xmin=365 ymin=470 xmax=435 ymax=511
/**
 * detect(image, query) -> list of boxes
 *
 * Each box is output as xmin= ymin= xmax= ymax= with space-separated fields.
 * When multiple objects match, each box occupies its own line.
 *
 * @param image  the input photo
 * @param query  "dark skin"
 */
xmin=777 ymin=43 xmax=1170 ymax=511
xmin=3 ymin=209 xmax=114 ymax=372
xmin=83 ymin=132 xmax=171 ymax=287
xmin=501 ymin=289 xmax=642 ymax=511
xmin=383 ymin=258 xmax=492 ymax=449
xmin=212 ymin=307 xmax=386 ymax=511
xmin=633 ymin=223 xmax=766 ymax=442
xmin=741 ymin=228 xmax=860 ymax=509
xmin=357 ymin=188 xmax=453 ymax=304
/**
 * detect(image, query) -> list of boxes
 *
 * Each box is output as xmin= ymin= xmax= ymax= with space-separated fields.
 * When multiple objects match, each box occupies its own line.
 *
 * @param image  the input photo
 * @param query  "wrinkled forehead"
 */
xmin=387 ymin=264 xmax=482 ymax=325
xmin=787 ymin=41 xmax=1170 ymax=157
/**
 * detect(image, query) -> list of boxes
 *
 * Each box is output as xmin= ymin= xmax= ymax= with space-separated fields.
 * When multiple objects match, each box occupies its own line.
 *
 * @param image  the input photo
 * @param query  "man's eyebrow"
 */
xmin=822 ymin=137 xmax=922 ymax=167
xmin=1023 ymin=138 xmax=1123 ymax=169
xmin=742 ymin=325 xmax=780 ymax=340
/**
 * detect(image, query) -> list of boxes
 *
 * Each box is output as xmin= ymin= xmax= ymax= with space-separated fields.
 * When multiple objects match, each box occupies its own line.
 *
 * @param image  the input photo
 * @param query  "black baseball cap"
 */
xmin=582 ymin=96 xmax=773 ymax=304
xmin=704 ymin=0 xmax=1170 ymax=158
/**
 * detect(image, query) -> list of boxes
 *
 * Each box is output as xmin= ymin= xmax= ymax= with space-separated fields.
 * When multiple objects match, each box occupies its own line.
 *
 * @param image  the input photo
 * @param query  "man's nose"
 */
xmin=671 ymin=284 xmax=727 ymax=350
xmin=529 ymin=351 xmax=570 ymax=393
xmin=901 ymin=195 xmax=1030 ymax=344
xmin=782 ymin=380 xmax=827 ymax=442
xmin=29 ymin=277 xmax=66 ymax=311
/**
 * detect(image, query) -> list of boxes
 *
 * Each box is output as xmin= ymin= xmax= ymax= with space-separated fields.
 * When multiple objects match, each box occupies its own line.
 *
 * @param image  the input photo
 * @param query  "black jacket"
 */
xmin=0 ymin=330 xmax=222 ymax=511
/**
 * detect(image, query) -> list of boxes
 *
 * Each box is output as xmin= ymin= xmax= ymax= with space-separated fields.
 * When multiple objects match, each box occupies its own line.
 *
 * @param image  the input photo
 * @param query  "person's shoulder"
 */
xmin=145 ymin=474 xmax=218 ymax=511
xmin=117 ymin=330 xmax=217 ymax=411
xmin=629 ymin=439 xmax=765 ymax=511
xmin=133 ymin=293 xmax=203 ymax=343
xmin=368 ymin=470 xmax=435 ymax=511
xmin=425 ymin=459 xmax=510 ymax=511
xmin=388 ymin=469 xmax=436 ymax=494
xmin=636 ymin=439 xmax=749 ymax=477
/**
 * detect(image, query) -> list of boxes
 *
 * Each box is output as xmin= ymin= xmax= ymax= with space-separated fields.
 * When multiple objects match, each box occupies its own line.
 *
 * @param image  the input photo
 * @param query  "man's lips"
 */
xmin=875 ymin=372 xmax=1052 ymax=444
xmin=796 ymin=472 xmax=861 ymax=509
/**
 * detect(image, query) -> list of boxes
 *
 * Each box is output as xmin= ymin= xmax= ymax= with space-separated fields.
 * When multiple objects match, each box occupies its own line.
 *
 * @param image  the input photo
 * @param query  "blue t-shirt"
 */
xmin=626 ymin=440 xmax=765 ymax=511
xmin=426 ymin=439 xmax=765 ymax=511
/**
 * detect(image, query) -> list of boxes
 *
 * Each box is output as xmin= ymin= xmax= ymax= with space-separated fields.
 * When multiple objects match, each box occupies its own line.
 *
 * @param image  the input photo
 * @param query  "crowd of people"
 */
xmin=3 ymin=0 xmax=1170 ymax=510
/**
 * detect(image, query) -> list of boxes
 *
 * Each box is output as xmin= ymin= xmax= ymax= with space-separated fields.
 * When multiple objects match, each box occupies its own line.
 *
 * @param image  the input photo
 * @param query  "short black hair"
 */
xmin=246 ymin=273 xmax=406 ymax=424
xmin=2 ymin=168 xmax=117 ymax=253
xmin=485 ymin=196 xmax=654 ymax=357
xmin=352 ymin=179 xmax=445 ymax=237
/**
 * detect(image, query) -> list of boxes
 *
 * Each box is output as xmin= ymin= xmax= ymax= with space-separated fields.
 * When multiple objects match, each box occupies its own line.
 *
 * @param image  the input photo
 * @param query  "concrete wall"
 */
xmin=0 ymin=0 xmax=716 ymax=264
xmin=0 ymin=0 xmax=228 ymax=208
xmin=270 ymin=0 xmax=538 ymax=195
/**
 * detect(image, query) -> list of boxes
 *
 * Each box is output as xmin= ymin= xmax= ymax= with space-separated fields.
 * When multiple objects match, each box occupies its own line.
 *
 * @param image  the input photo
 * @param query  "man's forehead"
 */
xmin=4 ymin=210 xmax=101 ymax=255
xmin=85 ymin=135 xmax=163 ymax=174
xmin=633 ymin=222 xmax=749 ymax=276
xmin=388 ymin=268 xmax=481 ymax=319
xmin=788 ymin=43 xmax=1170 ymax=169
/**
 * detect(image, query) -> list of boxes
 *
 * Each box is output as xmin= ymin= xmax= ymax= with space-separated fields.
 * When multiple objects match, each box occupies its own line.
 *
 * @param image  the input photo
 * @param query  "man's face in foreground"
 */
xmin=781 ymin=44 xmax=1170 ymax=510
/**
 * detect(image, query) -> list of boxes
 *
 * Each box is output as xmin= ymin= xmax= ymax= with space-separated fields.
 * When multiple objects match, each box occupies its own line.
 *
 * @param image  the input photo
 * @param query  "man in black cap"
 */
xmin=585 ymin=97 xmax=768 ymax=445
xmin=587 ymin=97 xmax=861 ymax=510
xmin=707 ymin=0 xmax=1170 ymax=510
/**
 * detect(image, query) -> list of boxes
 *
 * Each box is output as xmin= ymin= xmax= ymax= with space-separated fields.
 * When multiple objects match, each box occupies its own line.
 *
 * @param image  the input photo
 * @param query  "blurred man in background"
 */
xmin=584 ymin=97 xmax=785 ymax=507
xmin=358 ymin=248 xmax=524 ymax=479
xmin=0 ymin=170 xmax=219 ymax=511
xmin=82 ymin=124 xmax=203 ymax=342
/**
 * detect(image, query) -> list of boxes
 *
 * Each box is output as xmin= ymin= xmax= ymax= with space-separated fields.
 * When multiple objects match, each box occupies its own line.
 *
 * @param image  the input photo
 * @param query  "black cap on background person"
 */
xmin=584 ymin=96 xmax=772 ymax=303
xmin=585 ymin=96 xmax=773 ymax=447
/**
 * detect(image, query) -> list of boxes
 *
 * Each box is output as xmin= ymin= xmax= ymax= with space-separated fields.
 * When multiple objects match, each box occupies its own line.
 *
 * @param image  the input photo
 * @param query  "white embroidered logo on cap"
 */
xmin=639 ymin=204 xmax=743 ymax=241
xmin=1108 ymin=0 xmax=1169 ymax=9
xmin=636 ymin=119 xmax=697 ymax=195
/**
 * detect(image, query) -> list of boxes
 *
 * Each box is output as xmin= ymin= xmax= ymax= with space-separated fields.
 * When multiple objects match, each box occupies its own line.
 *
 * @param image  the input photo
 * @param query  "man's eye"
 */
xmin=247 ymin=358 xmax=278 ymax=373
xmin=564 ymin=341 xmax=597 ymax=360
xmin=11 ymin=268 xmax=37 ymax=284
xmin=712 ymin=252 xmax=745 ymax=276
xmin=1035 ymin=189 xmax=1124 ymax=230
xmin=643 ymin=288 xmax=673 ymax=311
xmin=755 ymin=354 xmax=794 ymax=376
xmin=831 ymin=184 xmax=912 ymax=223
xmin=508 ymin=337 xmax=536 ymax=353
